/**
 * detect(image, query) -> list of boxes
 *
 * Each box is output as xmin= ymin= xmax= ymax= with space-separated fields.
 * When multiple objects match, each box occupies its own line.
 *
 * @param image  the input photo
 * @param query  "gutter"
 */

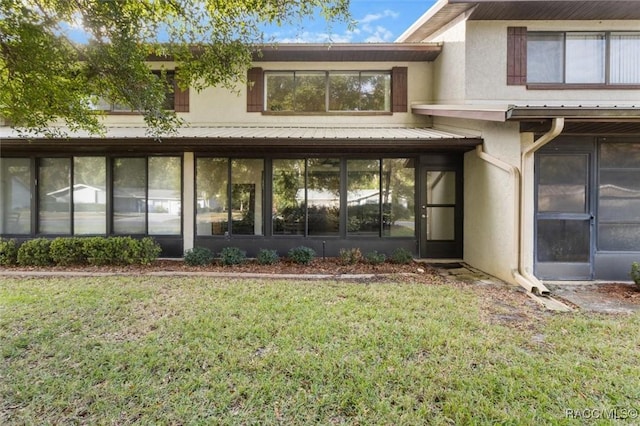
xmin=475 ymin=117 xmax=565 ymax=295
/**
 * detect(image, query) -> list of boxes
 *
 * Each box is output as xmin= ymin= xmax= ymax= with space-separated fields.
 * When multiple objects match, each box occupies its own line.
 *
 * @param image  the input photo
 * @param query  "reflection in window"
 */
xmin=308 ymin=158 xmax=340 ymax=236
xmin=273 ymin=159 xmax=306 ymax=235
xmin=426 ymin=171 xmax=456 ymax=241
xmin=1 ymin=158 xmax=31 ymax=234
xmin=196 ymin=158 xmax=228 ymax=236
xmin=73 ymin=157 xmax=106 ymax=235
xmin=538 ymin=155 xmax=587 ymax=213
xmin=294 ymin=72 xmax=325 ymax=112
xmin=149 ymin=157 xmax=181 ymax=235
xmin=39 ymin=158 xmax=71 ymax=234
xmin=231 ymin=159 xmax=264 ymax=235
xmin=382 ymin=159 xmax=415 ymax=237
xmin=598 ymin=143 xmax=640 ymax=251
xmin=347 ymin=160 xmax=380 ymax=236
xmin=113 ymin=158 xmax=146 ymax=234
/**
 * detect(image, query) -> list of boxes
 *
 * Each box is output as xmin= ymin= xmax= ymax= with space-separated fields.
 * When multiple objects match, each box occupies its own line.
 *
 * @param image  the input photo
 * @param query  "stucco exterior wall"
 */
xmin=98 ymin=61 xmax=434 ymax=128
xmin=426 ymin=17 xmax=467 ymax=104
xmin=465 ymin=20 xmax=640 ymax=104
xmin=436 ymin=117 xmax=521 ymax=283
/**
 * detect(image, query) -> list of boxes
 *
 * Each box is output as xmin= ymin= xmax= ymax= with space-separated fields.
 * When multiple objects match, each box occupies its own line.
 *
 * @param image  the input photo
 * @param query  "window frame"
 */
xmin=512 ymin=29 xmax=640 ymax=89
xmin=262 ymin=70 xmax=395 ymax=115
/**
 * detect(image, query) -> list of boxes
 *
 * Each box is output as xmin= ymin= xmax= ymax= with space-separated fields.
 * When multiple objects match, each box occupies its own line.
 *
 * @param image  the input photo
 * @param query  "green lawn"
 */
xmin=1 ymin=277 xmax=639 ymax=425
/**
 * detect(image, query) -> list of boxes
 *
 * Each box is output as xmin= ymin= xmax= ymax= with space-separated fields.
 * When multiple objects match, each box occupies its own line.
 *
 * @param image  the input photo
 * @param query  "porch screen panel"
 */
xmin=1 ymin=158 xmax=31 ymax=234
xmin=537 ymin=155 xmax=587 ymax=213
xmin=426 ymin=171 xmax=455 ymax=241
xmin=599 ymin=143 xmax=640 ymax=251
xmin=148 ymin=157 xmax=181 ymax=235
xmin=272 ymin=159 xmax=306 ymax=236
xmin=307 ymin=158 xmax=340 ymax=236
xmin=382 ymin=159 xmax=415 ymax=237
xmin=73 ymin=157 xmax=106 ymax=235
xmin=39 ymin=158 xmax=71 ymax=234
xmin=231 ymin=159 xmax=264 ymax=236
xmin=347 ymin=159 xmax=380 ymax=236
xmin=196 ymin=158 xmax=228 ymax=236
xmin=537 ymin=219 xmax=590 ymax=262
xmin=113 ymin=158 xmax=146 ymax=234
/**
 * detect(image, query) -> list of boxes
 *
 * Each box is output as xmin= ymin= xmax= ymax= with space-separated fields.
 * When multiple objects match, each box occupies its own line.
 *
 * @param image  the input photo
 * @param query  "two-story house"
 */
xmin=2 ymin=0 xmax=640 ymax=291
xmin=397 ymin=0 xmax=640 ymax=290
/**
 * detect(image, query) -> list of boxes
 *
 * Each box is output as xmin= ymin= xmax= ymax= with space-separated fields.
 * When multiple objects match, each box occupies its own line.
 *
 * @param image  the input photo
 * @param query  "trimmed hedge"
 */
xmin=2 ymin=237 xmax=162 ymax=267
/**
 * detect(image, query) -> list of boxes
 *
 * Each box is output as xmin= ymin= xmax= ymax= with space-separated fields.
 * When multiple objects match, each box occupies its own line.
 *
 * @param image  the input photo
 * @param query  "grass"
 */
xmin=1 ymin=277 xmax=639 ymax=425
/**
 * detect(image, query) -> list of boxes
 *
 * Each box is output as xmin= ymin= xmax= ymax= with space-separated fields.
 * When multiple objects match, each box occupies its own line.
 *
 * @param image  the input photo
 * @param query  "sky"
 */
xmin=264 ymin=0 xmax=437 ymax=43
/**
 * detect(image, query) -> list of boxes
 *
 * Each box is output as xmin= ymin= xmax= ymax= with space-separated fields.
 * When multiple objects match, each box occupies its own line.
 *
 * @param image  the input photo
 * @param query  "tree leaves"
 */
xmin=0 ymin=0 xmax=351 ymax=137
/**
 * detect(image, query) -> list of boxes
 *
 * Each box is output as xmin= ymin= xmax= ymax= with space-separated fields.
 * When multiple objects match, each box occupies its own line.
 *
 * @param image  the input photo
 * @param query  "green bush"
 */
xmin=137 ymin=237 xmax=162 ymax=265
xmin=219 ymin=247 xmax=247 ymax=266
xmin=390 ymin=248 xmax=413 ymax=265
xmin=365 ymin=250 xmax=386 ymax=265
xmin=257 ymin=249 xmax=279 ymax=265
xmin=184 ymin=247 xmax=214 ymax=266
xmin=339 ymin=248 xmax=362 ymax=265
xmin=0 ymin=239 xmax=19 ymax=266
xmin=50 ymin=237 xmax=86 ymax=266
xmin=17 ymin=238 xmax=52 ymax=266
xmin=288 ymin=246 xmax=316 ymax=265
xmin=630 ymin=262 xmax=640 ymax=287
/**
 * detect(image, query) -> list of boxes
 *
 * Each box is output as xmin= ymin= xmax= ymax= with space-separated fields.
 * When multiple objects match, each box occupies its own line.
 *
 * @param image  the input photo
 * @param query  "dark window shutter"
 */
xmin=174 ymin=82 xmax=190 ymax=112
xmin=247 ymin=67 xmax=264 ymax=112
xmin=507 ymin=27 xmax=527 ymax=85
xmin=391 ymin=67 xmax=408 ymax=113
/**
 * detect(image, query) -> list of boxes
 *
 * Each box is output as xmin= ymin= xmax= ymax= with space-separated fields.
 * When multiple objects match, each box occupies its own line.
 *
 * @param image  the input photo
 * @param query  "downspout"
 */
xmin=474 ymin=117 xmax=564 ymax=295
xmin=519 ymin=117 xmax=565 ymax=294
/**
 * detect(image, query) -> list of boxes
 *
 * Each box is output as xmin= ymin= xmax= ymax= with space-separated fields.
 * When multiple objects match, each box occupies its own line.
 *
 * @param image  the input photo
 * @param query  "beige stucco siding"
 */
xmin=98 ymin=61 xmax=434 ymax=128
xmin=435 ymin=117 xmax=521 ymax=283
xmin=465 ymin=20 xmax=640 ymax=104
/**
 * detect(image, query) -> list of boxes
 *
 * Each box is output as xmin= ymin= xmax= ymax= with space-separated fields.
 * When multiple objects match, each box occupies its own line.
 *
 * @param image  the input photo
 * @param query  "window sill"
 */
xmin=527 ymin=83 xmax=640 ymax=90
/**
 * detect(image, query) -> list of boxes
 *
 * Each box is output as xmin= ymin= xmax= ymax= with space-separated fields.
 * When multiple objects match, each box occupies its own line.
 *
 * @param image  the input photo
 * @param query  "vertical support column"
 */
xmin=183 ymin=152 xmax=195 ymax=254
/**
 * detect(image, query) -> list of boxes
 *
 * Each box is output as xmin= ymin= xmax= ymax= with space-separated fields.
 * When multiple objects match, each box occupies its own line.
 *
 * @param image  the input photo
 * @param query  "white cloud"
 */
xmin=277 ymin=31 xmax=354 ymax=43
xmin=358 ymin=10 xmax=399 ymax=25
xmin=364 ymin=26 xmax=394 ymax=43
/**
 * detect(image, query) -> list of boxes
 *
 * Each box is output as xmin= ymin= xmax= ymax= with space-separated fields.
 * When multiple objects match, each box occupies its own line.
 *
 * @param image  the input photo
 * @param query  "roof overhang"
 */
xmin=412 ymin=103 xmax=640 ymax=134
xmin=0 ymin=126 xmax=482 ymax=154
xmin=251 ymin=43 xmax=443 ymax=62
xmin=399 ymin=0 xmax=640 ymax=42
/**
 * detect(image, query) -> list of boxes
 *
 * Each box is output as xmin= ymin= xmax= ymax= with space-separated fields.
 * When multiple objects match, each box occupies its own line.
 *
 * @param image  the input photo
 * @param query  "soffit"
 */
xmin=400 ymin=1 xmax=640 ymax=42
xmin=251 ymin=43 xmax=443 ymax=62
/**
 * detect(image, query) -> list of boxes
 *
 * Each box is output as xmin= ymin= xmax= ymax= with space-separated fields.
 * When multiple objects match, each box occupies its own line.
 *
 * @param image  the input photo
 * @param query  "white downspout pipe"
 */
xmin=474 ymin=117 xmax=564 ymax=295
xmin=519 ymin=117 xmax=565 ymax=294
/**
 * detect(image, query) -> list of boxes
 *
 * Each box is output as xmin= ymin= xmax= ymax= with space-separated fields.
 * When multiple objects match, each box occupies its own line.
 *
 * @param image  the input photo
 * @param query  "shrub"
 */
xmin=288 ymin=246 xmax=316 ymax=265
xmin=339 ymin=248 xmax=362 ymax=265
xmin=184 ymin=246 xmax=214 ymax=266
xmin=365 ymin=250 xmax=386 ymax=265
xmin=0 ymin=239 xmax=19 ymax=266
xmin=630 ymin=262 xmax=640 ymax=287
xmin=390 ymin=248 xmax=413 ymax=265
xmin=17 ymin=238 xmax=52 ymax=266
xmin=50 ymin=237 xmax=86 ymax=266
xmin=219 ymin=247 xmax=247 ymax=266
xmin=257 ymin=249 xmax=279 ymax=265
xmin=137 ymin=237 xmax=161 ymax=265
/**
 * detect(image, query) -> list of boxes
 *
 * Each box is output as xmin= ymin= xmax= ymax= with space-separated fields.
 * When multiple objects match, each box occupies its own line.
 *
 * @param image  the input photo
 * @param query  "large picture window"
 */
xmin=39 ymin=158 xmax=71 ymax=235
xmin=265 ymin=71 xmax=392 ymax=112
xmin=527 ymin=31 xmax=640 ymax=85
xmin=74 ymin=157 xmax=107 ymax=235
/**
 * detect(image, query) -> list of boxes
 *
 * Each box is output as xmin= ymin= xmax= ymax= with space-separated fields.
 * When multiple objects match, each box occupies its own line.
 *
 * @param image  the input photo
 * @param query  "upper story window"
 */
xmin=264 ymin=71 xmax=391 ymax=113
xmin=508 ymin=28 xmax=640 ymax=87
xmin=247 ymin=67 xmax=407 ymax=114
xmin=94 ymin=70 xmax=189 ymax=113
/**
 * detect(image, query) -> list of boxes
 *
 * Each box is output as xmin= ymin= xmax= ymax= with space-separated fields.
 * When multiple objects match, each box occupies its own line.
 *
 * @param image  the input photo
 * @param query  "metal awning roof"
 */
xmin=0 ymin=126 xmax=482 ymax=154
xmin=412 ymin=104 xmax=640 ymax=122
xmin=0 ymin=126 xmax=477 ymax=141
